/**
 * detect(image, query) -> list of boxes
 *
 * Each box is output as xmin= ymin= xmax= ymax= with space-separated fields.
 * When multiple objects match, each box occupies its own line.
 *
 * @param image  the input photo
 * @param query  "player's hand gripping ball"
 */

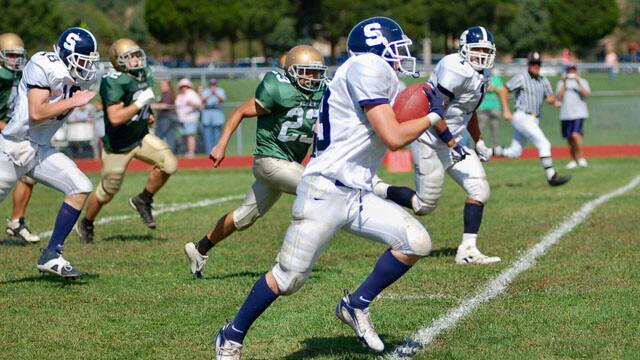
xmin=393 ymin=83 xmax=432 ymax=123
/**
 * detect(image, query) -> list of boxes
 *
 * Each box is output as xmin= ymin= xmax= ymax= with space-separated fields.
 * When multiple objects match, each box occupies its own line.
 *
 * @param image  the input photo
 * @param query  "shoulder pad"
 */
xmin=103 ymin=70 xmax=123 ymax=79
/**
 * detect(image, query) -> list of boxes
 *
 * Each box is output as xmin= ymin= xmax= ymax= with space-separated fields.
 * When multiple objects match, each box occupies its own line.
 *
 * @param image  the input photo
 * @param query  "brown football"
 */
xmin=393 ymin=83 xmax=432 ymax=123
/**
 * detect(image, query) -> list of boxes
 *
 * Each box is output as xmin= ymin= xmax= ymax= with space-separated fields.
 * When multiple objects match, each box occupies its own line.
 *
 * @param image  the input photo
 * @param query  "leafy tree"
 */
xmin=264 ymin=17 xmax=300 ymax=58
xmin=548 ymin=0 xmax=619 ymax=56
xmin=0 ymin=0 xmax=67 ymax=52
xmin=500 ymin=0 xmax=559 ymax=57
xmin=235 ymin=0 xmax=288 ymax=57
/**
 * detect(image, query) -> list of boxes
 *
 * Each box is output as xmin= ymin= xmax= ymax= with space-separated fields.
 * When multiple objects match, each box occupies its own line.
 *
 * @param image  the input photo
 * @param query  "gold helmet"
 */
xmin=284 ymin=45 xmax=327 ymax=92
xmin=0 ymin=33 xmax=25 ymax=71
xmin=109 ymin=38 xmax=146 ymax=73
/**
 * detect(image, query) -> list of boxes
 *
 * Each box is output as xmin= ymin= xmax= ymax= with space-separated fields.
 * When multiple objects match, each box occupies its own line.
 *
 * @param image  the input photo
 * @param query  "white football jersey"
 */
xmin=304 ymin=53 xmax=399 ymax=191
xmin=419 ymin=53 xmax=489 ymax=147
xmin=3 ymin=51 xmax=93 ymax=145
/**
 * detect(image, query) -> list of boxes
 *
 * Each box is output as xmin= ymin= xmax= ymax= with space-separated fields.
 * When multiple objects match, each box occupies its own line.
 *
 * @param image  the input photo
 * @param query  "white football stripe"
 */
xmin=36 ymin=194 xmax=244 ymax=238
xmin=386 ymin=175 xmax=640 ymax=360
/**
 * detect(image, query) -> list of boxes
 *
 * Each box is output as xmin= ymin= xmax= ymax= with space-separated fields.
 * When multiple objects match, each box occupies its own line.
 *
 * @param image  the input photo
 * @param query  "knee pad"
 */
xmin=403 ymin=218 xmax=432 ymax=256
xmin=271 ymin=262 xmax=310 ymax=296
xmin=95 ymin=172 xmax=124 ymax=204
xmin=466 ymin=177 xmax=490 ymax=204
xmin=413 ymin=169 xmax=444 ymax=215
xmin=232 ymin=204 xmax=262 ymax=231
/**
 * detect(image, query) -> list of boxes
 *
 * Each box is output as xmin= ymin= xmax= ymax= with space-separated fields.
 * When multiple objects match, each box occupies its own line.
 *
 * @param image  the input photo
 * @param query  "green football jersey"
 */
xmin=0 ymin=66 xmax=21 ymax=122
xmin=100 ymin=66 xmax=154 ymax=153
xmin=254 ymin=69 xmax=325 ymax=163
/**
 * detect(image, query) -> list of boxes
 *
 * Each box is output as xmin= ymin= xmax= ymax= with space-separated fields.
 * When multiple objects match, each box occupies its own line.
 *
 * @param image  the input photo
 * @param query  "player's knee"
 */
xmin=402 ymin=220 xmax=432 ymax=257
xmin=233 ymin=206 xmax=261 ymax=231
xmin=413 ymin=196 xmax=437 ymax=216
xmin=271 ymin=263 xmax=309 ymax=296
xmin=160 ymin=149 xmax=178 ymax=175
xmin=95 ymin=173 xmax=123 ymax=204
xmin=68 ymin=176 xmax=93 ymax=196
xmin=467 ymin=178 xmax=490 ymax=204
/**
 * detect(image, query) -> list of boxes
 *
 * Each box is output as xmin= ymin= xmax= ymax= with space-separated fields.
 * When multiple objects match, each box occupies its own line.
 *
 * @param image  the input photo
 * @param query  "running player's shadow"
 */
xmin=0 ymin=273 xmax=100 ymax=286
xmin=102 ymin=234 xmax=158 ymax=242
xmin=0 ymin=238 xmax=30 ymax=246
xmin=428 ymin=247 xmax=457 ymax=258
xmin=280 ymin=335 xmax=374 ymax=359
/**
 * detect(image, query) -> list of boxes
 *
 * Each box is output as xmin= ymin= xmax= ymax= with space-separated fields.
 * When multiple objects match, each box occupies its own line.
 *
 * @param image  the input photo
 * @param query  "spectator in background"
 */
xmin=175 ymin=78 xmax=202 ymax=158
xmin=154 ymin=79 xmax=178 ymax=152
xmin=629 ymin=41 xmax=638 ymax=63
xmin=556 ymin=64 xmax=590 ymax=169
xmin=605 ymin=46 xmax=619 ymax=80
xmin=476 ymin=72 xmax=504 ymax=146
xmin=200 ymin=78 xmax=226 ymax=153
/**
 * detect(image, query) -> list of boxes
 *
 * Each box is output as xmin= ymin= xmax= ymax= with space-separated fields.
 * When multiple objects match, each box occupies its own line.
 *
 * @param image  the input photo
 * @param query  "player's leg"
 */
xmin=130 ymin=134 xmax=178 ymax=229
xmin=447 ymin=152 xmax=500 ymax=264
xmin=561 ymin=120 xmax=578 ymax=169
xmin=214 ymin=175 xmax=345 ymax=356
xmin=495 ymin=111 xmax=528 ymax=158
xmin=30 ymin=148 xmax=92 ymax=278
xmin=342 ymin=192 xmax=431 ymax=351
xmin=6 ymin=177 xmax=40 ymax=243
xmin=77 ymin=149 xmax=135 ymax=243
xmin=525 ymin=117 xmax=571 ymax=185
xmin=0 ymin=153 xmax=20 ymax=205
xmin=571 ymin=119 xmax=587 ymax=167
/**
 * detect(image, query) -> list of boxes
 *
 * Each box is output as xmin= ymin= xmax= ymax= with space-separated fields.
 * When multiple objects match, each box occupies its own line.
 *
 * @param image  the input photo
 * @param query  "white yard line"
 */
xmin=386 ymin=175 xmax=640 ymax=360
xmin=36 ymin=194 xmax=244 ymax=238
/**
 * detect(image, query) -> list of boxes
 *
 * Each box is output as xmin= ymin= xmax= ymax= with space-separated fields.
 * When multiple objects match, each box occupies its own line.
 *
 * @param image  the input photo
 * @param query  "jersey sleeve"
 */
xmin=346 ymin=58 xmax=393 ymax=106
xmin=100 ymin=75 xmax=125 ymax=106
xmin=22 ymin=60 xmax=50 ymax=90
xmin=506 ymin=73 xmax=523 ymax=92
xmin=255 ymin=72 xmax=279 ymax=111
xmin=433 ymin=61 xmax=468 ymax=100
xmin=581 ymin=79 xmax=590 ymax=93
xmin=542 ymin=77 xmax=553 ymax=97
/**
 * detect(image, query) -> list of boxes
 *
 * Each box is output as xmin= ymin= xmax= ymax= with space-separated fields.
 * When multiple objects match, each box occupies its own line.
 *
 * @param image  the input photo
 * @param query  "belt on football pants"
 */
xmin=524 ymin=111 xmax=539 ymax=118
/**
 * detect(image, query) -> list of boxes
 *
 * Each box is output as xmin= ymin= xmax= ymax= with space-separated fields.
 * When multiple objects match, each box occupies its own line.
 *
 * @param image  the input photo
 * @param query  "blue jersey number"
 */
xmin=312 ymin=89 xmax=331 ymax=156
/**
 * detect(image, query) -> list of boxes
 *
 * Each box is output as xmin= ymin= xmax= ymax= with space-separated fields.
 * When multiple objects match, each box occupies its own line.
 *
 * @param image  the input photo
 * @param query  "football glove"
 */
xmin=423 ymin=86 xmax=445 ymax=120
xmin=475 ymin=139 xmax=492 ymax=162
xmin=134 ymin=88 xmax=155 ymax=109
xmin=451 ymin=143 xmax=470 ymax=164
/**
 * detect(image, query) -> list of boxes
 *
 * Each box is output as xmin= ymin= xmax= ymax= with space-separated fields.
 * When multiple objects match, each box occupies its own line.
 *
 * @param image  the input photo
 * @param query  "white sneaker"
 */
xmin=213 ymin=323 xmax=243 ymax=360
xmin=6 ymin=218 xmax=40 ymax=243
xmin=577 ymin=158 xmax=588 ymax=168
xmin=565 ymin=161 xmax=578 ymax=169
xmin=336 ymin=292 xmax=385 ymax=352
xmin=184 ymin=242 xmax=208 ymax=278
xmin=455 ymin=245 xmax=501 ymax=265
xmin=37 ymin=248 xmax=81 ymax=278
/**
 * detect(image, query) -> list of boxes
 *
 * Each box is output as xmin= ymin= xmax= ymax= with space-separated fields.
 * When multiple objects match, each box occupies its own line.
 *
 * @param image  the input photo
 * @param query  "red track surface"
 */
xmin=75 ymin=144 xmax=640 ymax=173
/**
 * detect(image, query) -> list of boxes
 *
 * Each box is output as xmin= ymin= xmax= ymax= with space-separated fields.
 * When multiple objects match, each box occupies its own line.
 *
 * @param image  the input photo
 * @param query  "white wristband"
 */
xmin=427 ymin=112 xmax=442 ymax=127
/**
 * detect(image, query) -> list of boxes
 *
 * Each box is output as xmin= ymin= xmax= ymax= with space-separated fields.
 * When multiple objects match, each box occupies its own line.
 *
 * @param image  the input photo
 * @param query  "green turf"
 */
xmin=1 ymin=158 xmax=638 ymax=359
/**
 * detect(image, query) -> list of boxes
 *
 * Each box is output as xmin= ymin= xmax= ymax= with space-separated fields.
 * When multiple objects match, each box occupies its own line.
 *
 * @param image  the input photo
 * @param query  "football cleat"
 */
xmin=213 ymin=323 xmax=243 ymax=360
xmin=129 ymin=195 xmax=156 ymax=229
xmin=577 ymin=158 xmax=588 ymax=168
xmin=491 ymin=145 xmax=504 ymax=157
xmin=565 ymin=160 xmax=577 ymax=169
xmin=184 ymin=242 xmax=208 ymax=279
xmin=6 ymin=218 xmax=40 ymax=243
xmin=548 ymin=173 xmax=571 ymax=187
xmin=37 ymin=248 xmax=81 ymax=278
xmin=75 ymin=219 xmax=94 ymax=244
xmin=336 ymin=291 xmax=385 ymax=352
xmin=455 ymin=245 xmax=501 ymax=265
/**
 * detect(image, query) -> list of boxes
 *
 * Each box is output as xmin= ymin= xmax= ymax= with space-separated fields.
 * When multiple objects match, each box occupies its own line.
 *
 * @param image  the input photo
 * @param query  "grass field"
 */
xmin=206 ymin=72 xmax=640 ymax=155
xmin=1 ymin=158 xmax=639 ymax=359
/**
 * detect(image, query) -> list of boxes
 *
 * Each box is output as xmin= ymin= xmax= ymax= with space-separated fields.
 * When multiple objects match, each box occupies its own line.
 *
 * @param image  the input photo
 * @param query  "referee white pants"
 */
xmin=271 ymin=175 xmax=431 ymax=295
xmin=502 ymin=110 xmax=552 ymax=158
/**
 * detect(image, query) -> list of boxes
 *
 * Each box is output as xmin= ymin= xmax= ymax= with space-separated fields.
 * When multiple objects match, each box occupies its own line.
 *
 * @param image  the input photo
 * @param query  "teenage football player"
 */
xmin=183 ymin=44 xmax=327 ymax=278
xmin=212 ymin=17 xmax=446 ymax=359
xmin=374 ymin=26 xmax=501 ymax=265
xmin=0 ymin=33 xmax=40 ymax=243
xmin=75 ymin=38 xmax=177 ymax=243
xmin=0 ymin=27 xmax=99 ymax=278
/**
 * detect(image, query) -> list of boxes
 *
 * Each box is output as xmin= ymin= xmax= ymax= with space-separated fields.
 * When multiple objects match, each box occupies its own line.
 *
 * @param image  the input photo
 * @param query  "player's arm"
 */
xmin=497 ymin=85 xmax=512 ymax=121
xmin=209 ymin=97 xmax=267 ymax=167
xmin=28 ymin=87 xmax=95 ymax=122
xmin=366 ymin=104 xmax=440 ymax=151
xmin=106 ymin=88 xmax=155 ymax=126
xmin=467 ymin=112 xmax=482 ymax=143
xmin=0 ymin=120 xmax=6 ymax=130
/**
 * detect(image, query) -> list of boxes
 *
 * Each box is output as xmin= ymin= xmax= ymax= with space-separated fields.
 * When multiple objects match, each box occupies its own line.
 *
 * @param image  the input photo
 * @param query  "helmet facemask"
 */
xmin=0 ymin=48 xmax=25 ymax=71
xmin=380 ymin=36 xmax=417 ymax=77
xmin=118 ymin=48 xmax=146 ymax=74
xmin=287 ymin=62 xmax=327 ymax=92
xmin=55 ymin=44 xmax=100 ymax=81
xmin=461 ymin=42 xmax=495 ymax=71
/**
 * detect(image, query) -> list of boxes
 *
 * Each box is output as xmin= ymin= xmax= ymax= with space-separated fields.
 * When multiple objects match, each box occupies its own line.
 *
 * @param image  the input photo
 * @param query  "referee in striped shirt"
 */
xmin=495 ymin=52 xmax=571 ymax=186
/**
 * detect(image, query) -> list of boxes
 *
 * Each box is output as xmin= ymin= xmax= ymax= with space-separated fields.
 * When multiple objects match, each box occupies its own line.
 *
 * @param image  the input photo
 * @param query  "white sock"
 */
xmin=461 ymin=233 xmax=477 ymax=248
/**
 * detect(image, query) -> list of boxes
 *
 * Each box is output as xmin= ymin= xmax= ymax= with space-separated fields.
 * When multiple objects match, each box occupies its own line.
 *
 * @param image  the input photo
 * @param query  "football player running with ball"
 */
xmin=75 ymin=39 xmax=177 ymax=243
xmin=0 ymin=27 xmax=99 ymax=278
xmin=0 ymin=33 xmax=40 ymax=243
xmin=212 ymin=17 xmax=446 ymax=359
xmin=183 ymin=45 xmax=327 ymax=278
xmin=374 ymin=26 xmax=501 ymax=265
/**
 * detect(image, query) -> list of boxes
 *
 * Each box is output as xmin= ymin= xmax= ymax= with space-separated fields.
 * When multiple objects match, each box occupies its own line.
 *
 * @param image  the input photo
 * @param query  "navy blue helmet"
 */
xmin=347 ymin=17 xmax=417 ymax=77
xmin=459 ymin=26 xmax=496 ymax=71
xmin=54 ymin=27 xmax=100 ymax=81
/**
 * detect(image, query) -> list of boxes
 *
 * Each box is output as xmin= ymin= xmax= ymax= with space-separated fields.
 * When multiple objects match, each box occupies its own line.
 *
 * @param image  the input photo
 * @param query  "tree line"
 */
xmin=1 ymin=0 xmax=626 ymax=65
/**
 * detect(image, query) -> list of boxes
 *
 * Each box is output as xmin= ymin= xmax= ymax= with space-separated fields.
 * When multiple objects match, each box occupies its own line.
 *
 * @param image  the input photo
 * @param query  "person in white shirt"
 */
xmin=0 ymin=27 xmax=99 ymax=278
xmin=175 ymin=78 xmax=202 ymax=157
xmin=211 ymin=17 xmax=447 ymax=359
xmin=556 ymin=64 xmax=590 ymax=168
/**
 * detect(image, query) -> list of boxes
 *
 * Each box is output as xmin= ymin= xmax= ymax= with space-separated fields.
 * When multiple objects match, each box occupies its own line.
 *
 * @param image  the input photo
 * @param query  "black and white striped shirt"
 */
xmin=506 ymin=71 xmax=552 ymax=115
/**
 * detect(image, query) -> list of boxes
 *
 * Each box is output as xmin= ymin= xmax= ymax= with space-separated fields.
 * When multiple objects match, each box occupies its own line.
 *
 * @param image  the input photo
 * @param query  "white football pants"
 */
xmin=501 ymin=110 xmax=552 ymax=158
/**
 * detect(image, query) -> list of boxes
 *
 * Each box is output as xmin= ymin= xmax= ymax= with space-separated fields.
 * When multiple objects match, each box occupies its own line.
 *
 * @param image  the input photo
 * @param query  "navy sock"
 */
xmin=349 ymin=249 xmax=412 ymax=309
xmin=47 ymin=202 xmax=81 ymax=252
xmin=224 ymin=274 xmax=279 ymax=344
xmin=463 ymin=202 xmax=484 ymax=234
xmin=386 ymin=186 xmax=416 ymax=209
xmin=196 ymin=235 xmax=214 ymax=255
